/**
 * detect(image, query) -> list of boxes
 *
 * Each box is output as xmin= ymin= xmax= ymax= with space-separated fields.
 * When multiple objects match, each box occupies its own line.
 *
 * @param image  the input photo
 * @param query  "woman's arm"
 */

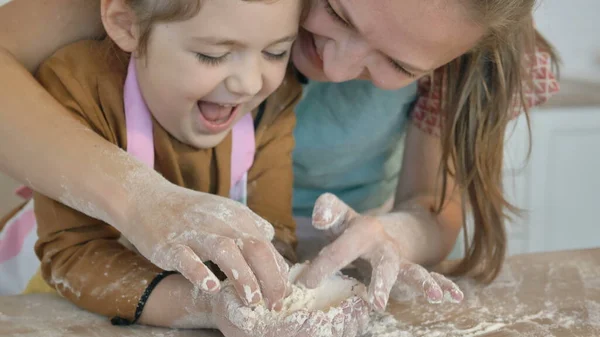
xmin=0 ymin=0 xmax=103 ymax=71
xmin=1 ymin=1 xmax=293 ymax=309
xmin=0 ymin=0 xmax=122 ymax=218
xmin=390 ymin=122 xmax=464 ymax=265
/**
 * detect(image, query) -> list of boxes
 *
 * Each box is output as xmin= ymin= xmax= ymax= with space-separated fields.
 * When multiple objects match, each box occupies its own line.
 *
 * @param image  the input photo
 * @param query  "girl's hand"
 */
xmin=297 ymin=193 xmax=464 ymax=311
xmin=118 ymin=181 xmax=290 ymax=310
xmin=213 ymin=282 xmax=370 ymax=337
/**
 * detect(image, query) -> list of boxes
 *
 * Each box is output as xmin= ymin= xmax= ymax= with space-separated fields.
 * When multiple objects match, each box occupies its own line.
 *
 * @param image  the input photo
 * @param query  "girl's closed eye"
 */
xmin=196 ymin=51 xmax=288 ymax=65
xmin=195 ymin=53 xmax=229 ymax=66
xmin=263 ymin=50 xmax=289 ymax=61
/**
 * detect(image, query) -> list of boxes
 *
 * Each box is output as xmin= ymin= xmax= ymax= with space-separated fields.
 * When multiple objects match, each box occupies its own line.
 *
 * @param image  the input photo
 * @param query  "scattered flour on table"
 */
xmin=361 ymin=267 xmax=600 ymax=337
xmin=362 ymin=311 xmax=412 ymax=337
xmin=0 ymin=294 xmax=206 ymax=337
xmin=225 ymin=263 xmax=598 ymax=336
xmin=361 ymin=298 xmax=596 ymax=337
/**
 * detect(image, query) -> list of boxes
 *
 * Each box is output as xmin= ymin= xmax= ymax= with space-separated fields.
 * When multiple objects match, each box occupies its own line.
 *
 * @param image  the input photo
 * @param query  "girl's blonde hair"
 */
xmin=437 ymin=1 xmax=559 ymax=282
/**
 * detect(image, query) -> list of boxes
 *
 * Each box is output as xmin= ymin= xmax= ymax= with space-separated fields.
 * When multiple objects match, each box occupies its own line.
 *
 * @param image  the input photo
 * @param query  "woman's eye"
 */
xmin=323 ymin=0 xmax=350 ymax=27
xmin=388 ymin=59 xmax=417 ymax=78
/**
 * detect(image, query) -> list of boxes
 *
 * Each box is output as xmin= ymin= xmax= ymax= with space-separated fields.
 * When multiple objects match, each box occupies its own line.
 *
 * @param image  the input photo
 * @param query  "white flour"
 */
xmin=359 ymin=291 xmax=595 ymax=337
xmin=361 ymin=312 xmax=411 ymax=337
xmin=226 ymin=263 xmax=367 ymax=336
xmin=3 ymin=251 xmax=600 ymax=337
xmin=358 ymin=259 xmax=600 ymax=337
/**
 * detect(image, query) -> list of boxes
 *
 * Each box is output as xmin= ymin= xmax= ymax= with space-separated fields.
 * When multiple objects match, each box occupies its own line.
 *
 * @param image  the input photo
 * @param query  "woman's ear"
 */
xmin=101 ymin=0 xmax=139 ymax=52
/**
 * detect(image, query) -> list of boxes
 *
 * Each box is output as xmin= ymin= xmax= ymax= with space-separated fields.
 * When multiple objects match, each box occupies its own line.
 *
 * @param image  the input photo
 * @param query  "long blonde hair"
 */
xmin=436 ymin=1 xmax=559 ymax=282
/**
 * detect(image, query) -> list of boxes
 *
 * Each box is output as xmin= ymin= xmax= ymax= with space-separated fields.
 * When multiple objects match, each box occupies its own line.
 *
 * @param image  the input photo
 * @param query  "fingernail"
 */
xmin=252 ymin=292 xmax=261 ymax=304
xmin=374 ymin=294 xmax=387 ymax=311
xmin=426 ymin=287 xmax=443 ymax=304
xmin=200 ymin=276 xmax=220 ymax=292
xmin=271 ymin=300 xmax=283 ymax=312
xmin=451 ymin=288 xmax=464 ymax=302
xmin=206 ymin=280 xmax=218 ymax=291
xmin=243 ymin=285 xmax=261 ymax=306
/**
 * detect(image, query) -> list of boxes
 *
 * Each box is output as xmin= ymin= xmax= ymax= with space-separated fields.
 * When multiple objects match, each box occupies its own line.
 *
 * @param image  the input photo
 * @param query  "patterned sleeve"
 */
xmin=411 ymin=46 xmax=560 ymax=137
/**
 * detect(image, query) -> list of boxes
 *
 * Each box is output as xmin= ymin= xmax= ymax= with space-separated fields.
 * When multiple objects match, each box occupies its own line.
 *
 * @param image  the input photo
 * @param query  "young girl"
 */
xmin=0 ymin=0 xmax=346 ymax=332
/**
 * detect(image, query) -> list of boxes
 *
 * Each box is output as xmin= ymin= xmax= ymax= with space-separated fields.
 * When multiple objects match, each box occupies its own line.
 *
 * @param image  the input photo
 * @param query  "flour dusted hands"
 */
xmin=117 ymin=180 xmax=290 ymax=310
xmin=298 ymin=193 xmax=464 ymax=311
xmin=213 ymin=282 xmax=370 ymax=337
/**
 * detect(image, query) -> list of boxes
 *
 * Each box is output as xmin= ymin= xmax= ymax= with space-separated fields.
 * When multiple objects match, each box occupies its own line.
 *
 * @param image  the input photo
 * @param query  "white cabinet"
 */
xmin=504 ymin=100 xmax=600 ymax=255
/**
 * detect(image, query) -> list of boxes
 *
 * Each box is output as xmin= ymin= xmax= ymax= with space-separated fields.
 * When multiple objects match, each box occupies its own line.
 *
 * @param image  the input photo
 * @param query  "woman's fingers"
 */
xmin=297 ymin=219 xmax=375 ymax=289
xmin=240 ymin=238 xmax=290 ymax=310
xmin=397 ymin=259 xmax=444 ymax=304
xmin=353 ymin=298 xmax=371 ymax=335
xmin=275 ymin=310 xmax=310 ymax=337
xmin=431 ymin=272 xmax=464 ymax=303
xmin=154 ymin=244 xmax=221 ymax=292
xmin=199 ymin=236 xmax=263 ymax=306
xmin=297 ymin=311 xmax=332 ymax=337
xmin=312 ymin=193 xmax=358 ymax=239
xmin=330 ymin=310 xmax=345 ymax=337
xmin=368 ymin=245 xmax=401 ymax=311
xmin=174 ymin=245 xmax=221 ymax=292
xmin=340 ymin=296 xmax=368 ymax=336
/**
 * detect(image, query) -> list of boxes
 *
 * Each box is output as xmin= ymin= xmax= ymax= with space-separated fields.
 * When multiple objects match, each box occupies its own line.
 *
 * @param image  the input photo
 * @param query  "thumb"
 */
xmin=312 ymin=193 xmax=358 ymax=235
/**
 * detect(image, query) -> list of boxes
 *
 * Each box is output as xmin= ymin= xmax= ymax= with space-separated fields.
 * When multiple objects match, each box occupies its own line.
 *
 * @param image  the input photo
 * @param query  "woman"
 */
xmin=0 ymin=0 xmax=558 ymax=334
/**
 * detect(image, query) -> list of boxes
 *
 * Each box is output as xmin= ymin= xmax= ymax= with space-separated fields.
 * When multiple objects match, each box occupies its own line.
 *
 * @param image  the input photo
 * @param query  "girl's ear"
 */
xmin=101 ymin=0 xmax=139 ymax=52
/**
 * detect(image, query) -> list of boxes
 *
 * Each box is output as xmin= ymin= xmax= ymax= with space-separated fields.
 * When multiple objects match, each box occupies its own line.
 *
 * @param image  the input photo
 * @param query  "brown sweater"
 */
xmin=32 ymin=39 xmax=301 ymax=323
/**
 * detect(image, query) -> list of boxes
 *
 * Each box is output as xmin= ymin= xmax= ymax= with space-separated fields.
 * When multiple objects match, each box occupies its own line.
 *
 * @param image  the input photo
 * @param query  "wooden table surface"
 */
xmin=1 ymin=248 xmax=599 ymax=336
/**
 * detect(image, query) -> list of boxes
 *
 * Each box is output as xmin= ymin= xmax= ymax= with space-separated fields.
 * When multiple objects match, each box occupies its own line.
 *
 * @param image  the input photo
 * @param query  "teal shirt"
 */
xmin=292 ymin=80 xmax=418 ymax=217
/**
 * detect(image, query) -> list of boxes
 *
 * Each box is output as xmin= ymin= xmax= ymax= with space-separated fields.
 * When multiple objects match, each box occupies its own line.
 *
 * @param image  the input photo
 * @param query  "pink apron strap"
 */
xmin=229 ymin=113 xmax=255 ymax=204
xmin=230 ymin=113 xmax=255 ymax=186
xmin=0 ymin=201 xmax=35 ymax=264
xmin=10 ymin=59 xmax=255 ymax=203
xmin=124 ymin=58 xmax=155 ymax=168
xmin=12 ymin=58 xmax=155 ymax=201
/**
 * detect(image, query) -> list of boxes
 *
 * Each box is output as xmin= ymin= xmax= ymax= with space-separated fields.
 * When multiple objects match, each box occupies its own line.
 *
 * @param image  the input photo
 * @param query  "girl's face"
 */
xmin=136 ymin=0 xmax=301 ymax=149
xmin=292 ymin=0 xmax=485 ymax=90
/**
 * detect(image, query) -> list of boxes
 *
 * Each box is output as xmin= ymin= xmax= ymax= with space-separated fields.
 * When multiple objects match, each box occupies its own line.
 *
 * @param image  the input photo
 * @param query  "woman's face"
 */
xmin=292 ymin=0 xmax=485 ymax=90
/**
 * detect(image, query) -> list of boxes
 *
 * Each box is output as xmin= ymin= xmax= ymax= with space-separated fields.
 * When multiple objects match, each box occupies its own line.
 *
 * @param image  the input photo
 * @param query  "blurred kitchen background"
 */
xmin=499 ymin=0 xmax=600 ymax=256
xmin=0 ymin=0 xmax=599 ymax=256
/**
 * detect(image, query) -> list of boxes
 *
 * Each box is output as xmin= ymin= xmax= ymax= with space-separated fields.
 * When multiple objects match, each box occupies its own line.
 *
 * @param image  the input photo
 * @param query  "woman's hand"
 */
xmin=118 ymin=180 xmax=290 ymax=310
xmin=214 ymin=282 xmax=370 ymax=337
xmin=140 ymin=266 xmax=371 ymax=336
xmin=297 ymin=193 xmax=464 ymax=311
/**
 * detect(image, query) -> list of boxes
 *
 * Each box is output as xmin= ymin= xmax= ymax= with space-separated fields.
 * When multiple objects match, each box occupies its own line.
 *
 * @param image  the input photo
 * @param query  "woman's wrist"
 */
xmin=94 ymin=151 xmax=172 ymax=231
xmin=378 ymin=199 xmax=445 ymax=265
xmin=385 ymin=197 xmax=462 ymax=265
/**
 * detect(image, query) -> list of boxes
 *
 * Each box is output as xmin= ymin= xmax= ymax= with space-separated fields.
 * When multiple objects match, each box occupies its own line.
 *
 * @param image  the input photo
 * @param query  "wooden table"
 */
xmin=1 ymin=249 xmax=599 ymax=336
xmin=382 ymin=248 xmax=600 ymax=336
